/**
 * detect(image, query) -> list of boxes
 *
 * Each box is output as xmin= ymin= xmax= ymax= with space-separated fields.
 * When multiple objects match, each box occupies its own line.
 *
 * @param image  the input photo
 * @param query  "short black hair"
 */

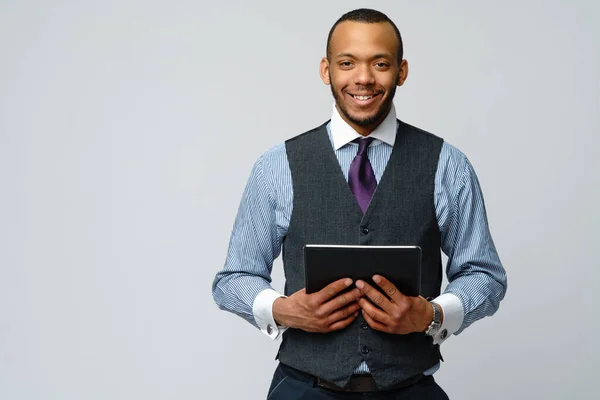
xmin=326 ymin=8 xmax=403 ymax=63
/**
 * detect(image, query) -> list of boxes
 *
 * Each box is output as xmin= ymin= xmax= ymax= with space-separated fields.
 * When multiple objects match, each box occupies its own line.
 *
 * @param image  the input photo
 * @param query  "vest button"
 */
xmin=361 ymin=345 xmax=369 ymax=354
xmin=361 ymin=322 xmax=368 ymax=330
xmin=361 ymin=227 xmax=369 ymax=234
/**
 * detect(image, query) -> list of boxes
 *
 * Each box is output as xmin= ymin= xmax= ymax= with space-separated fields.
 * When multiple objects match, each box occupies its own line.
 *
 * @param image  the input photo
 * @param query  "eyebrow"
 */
xmin=335 ymin=52 xmax=394 ymax=60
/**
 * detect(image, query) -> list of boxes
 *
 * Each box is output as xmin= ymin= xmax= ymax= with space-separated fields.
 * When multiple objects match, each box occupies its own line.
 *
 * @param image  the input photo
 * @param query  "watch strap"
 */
xmin=425 ymin=301 xmax=442 ymax=336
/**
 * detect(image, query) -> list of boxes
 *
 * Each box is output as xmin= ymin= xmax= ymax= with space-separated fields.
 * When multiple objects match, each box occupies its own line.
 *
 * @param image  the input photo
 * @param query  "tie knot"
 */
xmin=353 ymin=137 xmax=374 ymax=156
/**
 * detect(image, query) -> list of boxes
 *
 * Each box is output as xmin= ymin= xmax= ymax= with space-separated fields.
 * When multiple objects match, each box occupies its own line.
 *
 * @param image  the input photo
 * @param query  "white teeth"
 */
xmin=354 ymin=95 xmax=373 ymax=100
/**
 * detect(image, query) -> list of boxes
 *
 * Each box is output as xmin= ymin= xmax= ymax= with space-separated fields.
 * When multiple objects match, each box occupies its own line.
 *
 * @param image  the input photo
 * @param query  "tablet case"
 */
xmin=304 ymin=245 xmax=421 ymax=296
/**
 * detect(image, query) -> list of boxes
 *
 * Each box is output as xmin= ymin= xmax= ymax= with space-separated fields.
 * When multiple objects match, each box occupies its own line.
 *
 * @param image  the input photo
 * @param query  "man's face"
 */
xmin=321 ymin=21 xmax=408 ymax=134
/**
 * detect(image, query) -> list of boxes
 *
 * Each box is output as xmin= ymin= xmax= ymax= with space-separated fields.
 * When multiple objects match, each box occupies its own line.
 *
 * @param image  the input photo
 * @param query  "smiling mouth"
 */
xmin=349 ymin=93 xmax=379 ymax=100
xmin=347 ymin=92 xmax=382 ymax=107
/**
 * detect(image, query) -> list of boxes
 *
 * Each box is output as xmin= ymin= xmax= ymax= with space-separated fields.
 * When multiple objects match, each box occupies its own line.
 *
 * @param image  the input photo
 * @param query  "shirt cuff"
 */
xmin=431 ymin=293 xmax=464 ymax=345
xmin=252 ymin=289 xmax=288 ymax=340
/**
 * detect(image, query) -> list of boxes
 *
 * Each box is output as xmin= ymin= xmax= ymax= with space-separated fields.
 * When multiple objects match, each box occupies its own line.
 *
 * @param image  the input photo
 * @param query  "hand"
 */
xmin=356 ymin=275 xmax=436 ymax=335
xmin=272 ymin=278 xmax=363 ymax=333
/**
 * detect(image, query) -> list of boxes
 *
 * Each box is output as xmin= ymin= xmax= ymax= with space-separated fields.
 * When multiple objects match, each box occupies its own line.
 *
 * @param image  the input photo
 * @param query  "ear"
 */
xmin=397 ymin=59 xmax=409 ymax=86
xmin=320 ymin=57 xmax=331 ymax=85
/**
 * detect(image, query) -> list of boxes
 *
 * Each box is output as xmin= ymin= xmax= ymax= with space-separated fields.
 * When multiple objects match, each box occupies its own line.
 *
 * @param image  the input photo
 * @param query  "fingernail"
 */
xmin=356 ymin=281 xmax=364 ymax=289
xmin=354 ymin=312 xmax=359 ymax=317
xmin=345 ymin=278 xmax=353 ymax=286
xmin=373 ymin=275 xmax=381 ymax=283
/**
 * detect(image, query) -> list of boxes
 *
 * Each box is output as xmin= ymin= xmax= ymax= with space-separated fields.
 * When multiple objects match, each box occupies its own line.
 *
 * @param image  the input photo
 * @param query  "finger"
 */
xmin=321 ymin=287 xmax=363 ymax=315
xmin=372 ymin=275 xmax=408 ymax=304
xmin=362 ymin=309 xmax=389 ymax=333
xmin=355 ymin=280 xmax=393 ymax=313
xmin=326 ymin=301 xmax=362 ymax=325
xmin=328 ymin=311 xmax=359 ymax=332
xmin=358 ymin=297 xmax=390 ymax=325
xmin=315 ymin=278 xmax=353 ymax=304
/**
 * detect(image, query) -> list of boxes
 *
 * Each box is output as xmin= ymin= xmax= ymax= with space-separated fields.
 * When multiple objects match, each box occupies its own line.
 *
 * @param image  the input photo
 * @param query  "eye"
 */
xmin=339 ymin=61 xmax=353 ymax=68
xmin=375 ymin=62 xmax=390 ymax=69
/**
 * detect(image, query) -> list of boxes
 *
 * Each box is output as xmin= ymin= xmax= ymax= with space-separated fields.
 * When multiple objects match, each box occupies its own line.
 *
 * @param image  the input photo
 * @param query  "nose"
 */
xmin=353 ymin=64 xmax=375 ymax=86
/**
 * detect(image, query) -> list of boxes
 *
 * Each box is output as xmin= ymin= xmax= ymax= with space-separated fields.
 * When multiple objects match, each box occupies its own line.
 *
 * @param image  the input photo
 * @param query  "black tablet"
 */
xmin=304 ymin=245 xmax=422 ymax=296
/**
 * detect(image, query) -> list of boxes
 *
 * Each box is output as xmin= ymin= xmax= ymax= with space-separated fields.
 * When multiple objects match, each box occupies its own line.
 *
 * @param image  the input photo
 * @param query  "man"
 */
xmin=213 ymin=8 xmax=507 ymax=399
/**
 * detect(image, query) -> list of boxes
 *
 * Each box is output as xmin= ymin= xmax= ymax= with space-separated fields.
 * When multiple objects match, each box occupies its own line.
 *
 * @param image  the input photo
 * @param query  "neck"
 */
xmin=335 ymin=104 xmax=390 ymax=136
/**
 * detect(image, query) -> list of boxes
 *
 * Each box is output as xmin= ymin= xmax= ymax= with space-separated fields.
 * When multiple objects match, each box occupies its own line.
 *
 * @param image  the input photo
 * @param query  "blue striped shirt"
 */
xmin=213 ymin=108 xmax=507 ymax=375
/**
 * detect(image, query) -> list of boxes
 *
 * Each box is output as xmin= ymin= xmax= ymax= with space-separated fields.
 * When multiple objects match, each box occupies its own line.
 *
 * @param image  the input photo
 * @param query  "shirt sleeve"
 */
xmin=212 ymin=155 xmax=286 ymax=338
xmin=253 ymin=289 xmax=288 ymax=340
xmin=429 ymin=293 xmax=464 ymax=345
xmin=435 ymin=147 xmax=508 ymax=343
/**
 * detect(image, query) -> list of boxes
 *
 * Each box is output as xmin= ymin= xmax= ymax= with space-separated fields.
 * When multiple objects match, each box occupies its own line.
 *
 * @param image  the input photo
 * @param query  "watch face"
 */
xmin=426 ymin=322 xmax=441 ymax=336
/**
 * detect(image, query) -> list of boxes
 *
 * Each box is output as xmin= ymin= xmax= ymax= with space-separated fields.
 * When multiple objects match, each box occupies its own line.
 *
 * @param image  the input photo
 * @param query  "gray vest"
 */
xmin=277 ymin=120 xmax=445 ymax=390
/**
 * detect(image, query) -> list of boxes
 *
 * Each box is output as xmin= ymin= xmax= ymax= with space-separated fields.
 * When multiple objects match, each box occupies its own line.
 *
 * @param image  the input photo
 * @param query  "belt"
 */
xmin=317 ymin=374 xmax=379 ymax=392
xmin=279 ymin=363 xmax=426 ymax=393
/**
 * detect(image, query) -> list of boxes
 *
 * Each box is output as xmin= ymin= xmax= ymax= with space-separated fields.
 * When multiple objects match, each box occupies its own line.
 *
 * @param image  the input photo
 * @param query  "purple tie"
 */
xmin=348 ymin=137 xmax=377 ymax=214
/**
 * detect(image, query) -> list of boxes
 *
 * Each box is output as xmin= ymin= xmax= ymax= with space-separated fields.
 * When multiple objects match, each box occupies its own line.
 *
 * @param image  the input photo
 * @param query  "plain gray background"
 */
xmin=1 ymin=0 xmax=599 ymax=399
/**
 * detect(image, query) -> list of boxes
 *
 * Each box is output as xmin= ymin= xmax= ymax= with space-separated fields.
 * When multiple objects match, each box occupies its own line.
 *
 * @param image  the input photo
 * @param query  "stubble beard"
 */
xmin=330 ymin=75 xmax=397 ymax=128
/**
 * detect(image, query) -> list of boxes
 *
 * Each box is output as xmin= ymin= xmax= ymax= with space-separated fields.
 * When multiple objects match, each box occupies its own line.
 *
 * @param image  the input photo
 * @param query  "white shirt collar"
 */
xmin=330 ymin=102 xmax=397 ymax=150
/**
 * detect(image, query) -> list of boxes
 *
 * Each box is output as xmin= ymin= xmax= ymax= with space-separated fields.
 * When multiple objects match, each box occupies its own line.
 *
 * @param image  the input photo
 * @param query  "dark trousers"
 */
xmin=267 ymin=363 xmax=449 ymax=400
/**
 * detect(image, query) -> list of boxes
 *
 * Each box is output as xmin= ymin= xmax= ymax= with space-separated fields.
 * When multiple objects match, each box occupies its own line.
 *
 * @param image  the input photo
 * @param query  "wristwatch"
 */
xmin=425 ymin=301 xmax=442 ymax=337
